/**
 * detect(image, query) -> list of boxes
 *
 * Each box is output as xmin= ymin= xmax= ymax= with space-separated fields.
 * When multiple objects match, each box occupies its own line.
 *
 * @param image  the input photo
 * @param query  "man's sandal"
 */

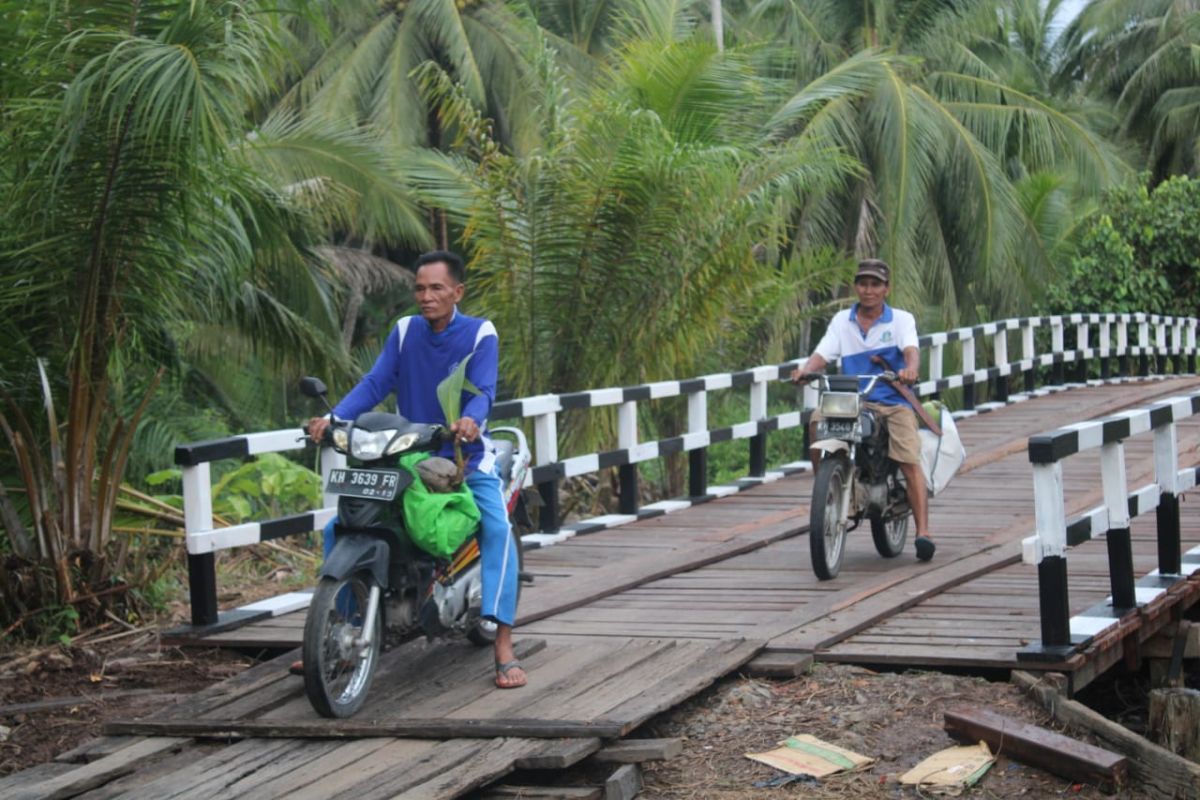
xmin=495 ymin=659 xmax=527 ymax=689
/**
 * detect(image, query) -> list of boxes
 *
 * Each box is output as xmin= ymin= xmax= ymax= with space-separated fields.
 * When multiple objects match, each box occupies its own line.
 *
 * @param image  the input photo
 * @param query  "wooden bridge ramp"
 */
xmin=6 ymin=377 xmax=1200 ymax=799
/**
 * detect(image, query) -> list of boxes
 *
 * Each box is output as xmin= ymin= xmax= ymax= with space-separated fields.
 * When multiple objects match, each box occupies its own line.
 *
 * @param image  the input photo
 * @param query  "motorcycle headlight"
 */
xmin=332 ymin=428 xmax=350 ymax=451
xmin=385 ymin=431 xmax=420 ymax=455
xmin=820 ymin=392 xmax=860 ymax=418
xmin=348 ymin=429 xmax=421 ymax=460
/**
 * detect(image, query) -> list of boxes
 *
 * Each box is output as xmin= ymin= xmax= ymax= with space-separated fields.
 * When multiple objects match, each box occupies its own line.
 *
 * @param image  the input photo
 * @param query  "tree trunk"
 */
xmin=1148 ymin=688 xmax=1200 ymax=760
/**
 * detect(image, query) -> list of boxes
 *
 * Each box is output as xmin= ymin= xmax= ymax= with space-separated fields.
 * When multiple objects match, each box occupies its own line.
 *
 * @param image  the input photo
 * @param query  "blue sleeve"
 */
xmin=334 ymin=324 xmax=401 ymax=420
xmin=463 ymin=333 xmax=497 ymax=425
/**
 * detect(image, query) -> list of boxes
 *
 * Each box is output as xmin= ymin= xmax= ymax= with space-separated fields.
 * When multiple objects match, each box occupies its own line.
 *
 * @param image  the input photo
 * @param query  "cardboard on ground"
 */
xmin=746 ymin=734 xmax=874 ymax=777
xmin=900 ymin=741 xmax=995 ymax=787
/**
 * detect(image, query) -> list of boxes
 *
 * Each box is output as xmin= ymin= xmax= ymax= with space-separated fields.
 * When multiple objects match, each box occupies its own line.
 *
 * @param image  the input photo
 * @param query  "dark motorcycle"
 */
xmin=298 ymin=377 xmax=531 ymax=718
xmin=800 ymin=371 xmax=911 ymax=580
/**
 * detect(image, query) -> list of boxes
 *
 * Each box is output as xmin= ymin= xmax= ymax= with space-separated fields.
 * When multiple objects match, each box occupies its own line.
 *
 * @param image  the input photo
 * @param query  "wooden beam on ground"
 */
xmin=604 ymin=763 xmax=642 ymax=800
xmin=593 ymin=738 xmax=683 ymax=763
xmin=944 ymin=706 xmax=1127 ymax=788
xmin=0 ymin=737 xmax=187 ymax=800
xmin=742 ymin=652 xmax=813 ymax=678
xmin=1014 ymin=670 xmax=1200 ymax=800
xmin=481 ymin=786 xmax=601 ymax=799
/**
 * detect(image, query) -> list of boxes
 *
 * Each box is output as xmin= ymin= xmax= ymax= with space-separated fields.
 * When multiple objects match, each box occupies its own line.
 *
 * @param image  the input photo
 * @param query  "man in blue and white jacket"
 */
xmin=791 ymin=259 xmax=936 ymax=562
xmin=308 ymin=250 xmax=526 ymax=689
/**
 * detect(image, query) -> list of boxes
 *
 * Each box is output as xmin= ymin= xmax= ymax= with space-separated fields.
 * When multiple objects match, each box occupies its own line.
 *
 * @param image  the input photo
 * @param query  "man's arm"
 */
xmin=308 ymin=324 xmax=403 ymax=442
xmin=791 ymin=353 xmax=828 ymax=383
xmin=898 ymin=346 xmax=920 ymax=385
xmin=451 ymin=327 xmax=498 ymax=443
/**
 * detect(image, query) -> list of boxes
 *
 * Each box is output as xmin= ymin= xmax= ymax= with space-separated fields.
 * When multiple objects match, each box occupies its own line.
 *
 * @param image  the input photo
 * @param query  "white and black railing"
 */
xmin=1019 ymin=391 xmax=1200 ymax=662
xmin=173 ymin=313 xmax=1198 ymax=628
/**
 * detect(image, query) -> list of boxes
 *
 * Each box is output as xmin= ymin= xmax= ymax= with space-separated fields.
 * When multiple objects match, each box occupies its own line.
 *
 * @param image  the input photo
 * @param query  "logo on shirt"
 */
xmin=881 ymin=330 xmax=893 ymax=343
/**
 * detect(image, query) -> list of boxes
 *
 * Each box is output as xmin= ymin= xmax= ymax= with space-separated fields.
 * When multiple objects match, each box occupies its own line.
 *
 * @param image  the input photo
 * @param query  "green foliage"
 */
xmin=1042 ymin=175 xmax=1200 ymax=315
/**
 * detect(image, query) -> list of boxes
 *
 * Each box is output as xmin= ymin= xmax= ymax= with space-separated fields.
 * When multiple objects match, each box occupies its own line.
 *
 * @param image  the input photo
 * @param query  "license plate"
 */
xmin=326 ymin=468 xmax=403 ymax=501
xmin=823 ymin=418 xmax=855 ymax=436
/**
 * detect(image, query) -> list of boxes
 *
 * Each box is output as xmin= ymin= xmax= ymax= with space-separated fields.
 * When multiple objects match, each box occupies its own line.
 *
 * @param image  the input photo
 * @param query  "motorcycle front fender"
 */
xmin=320 ymin=533 xmax=390 ymax=589
xmin=811 ymin=438 xmax=851 ymax=456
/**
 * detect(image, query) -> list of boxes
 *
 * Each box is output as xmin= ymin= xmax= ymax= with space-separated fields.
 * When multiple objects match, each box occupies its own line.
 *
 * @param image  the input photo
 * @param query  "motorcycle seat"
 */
xmin=493 ymin=438 xmax=515 ymax=485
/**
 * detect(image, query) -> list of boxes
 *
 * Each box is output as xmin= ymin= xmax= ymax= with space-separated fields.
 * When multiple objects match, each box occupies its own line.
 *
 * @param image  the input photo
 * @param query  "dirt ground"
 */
xmin=0 ymin=637 xmax=1175 ymax=798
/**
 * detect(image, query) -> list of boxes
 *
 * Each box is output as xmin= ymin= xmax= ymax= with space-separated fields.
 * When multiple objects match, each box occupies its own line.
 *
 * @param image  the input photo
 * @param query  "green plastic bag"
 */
xmin=397 ymin=452 xmax=481 ymax=558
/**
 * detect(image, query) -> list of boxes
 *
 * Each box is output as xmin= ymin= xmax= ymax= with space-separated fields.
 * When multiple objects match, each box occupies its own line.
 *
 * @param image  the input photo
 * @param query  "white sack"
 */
xmin=919 ymin=405 xmax=965 ymax=495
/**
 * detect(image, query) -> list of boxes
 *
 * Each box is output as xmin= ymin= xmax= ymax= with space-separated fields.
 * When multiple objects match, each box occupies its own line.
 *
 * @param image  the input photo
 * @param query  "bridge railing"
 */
xmin=1019 ymin=389 xmax=1200 ymax=661
xmin=174 ymin=312 xmax=1198 ymax=628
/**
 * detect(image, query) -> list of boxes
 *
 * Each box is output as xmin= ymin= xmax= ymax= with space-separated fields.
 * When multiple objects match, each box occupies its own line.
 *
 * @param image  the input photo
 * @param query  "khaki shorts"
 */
xmin=810 ymin=402 xmax=921 ymax=465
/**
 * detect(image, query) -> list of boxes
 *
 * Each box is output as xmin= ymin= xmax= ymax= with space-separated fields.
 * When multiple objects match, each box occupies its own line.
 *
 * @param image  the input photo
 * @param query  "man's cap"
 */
xmin=854 ymin=259 xmax=890 ymax=283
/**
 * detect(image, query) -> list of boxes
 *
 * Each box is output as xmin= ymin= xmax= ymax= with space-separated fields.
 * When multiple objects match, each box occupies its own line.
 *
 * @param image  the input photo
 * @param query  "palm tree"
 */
xmin=742 ymin=0 xmax=1126 ymax=326
xmin=1058 ymin=0 xmax=1200 ymax=181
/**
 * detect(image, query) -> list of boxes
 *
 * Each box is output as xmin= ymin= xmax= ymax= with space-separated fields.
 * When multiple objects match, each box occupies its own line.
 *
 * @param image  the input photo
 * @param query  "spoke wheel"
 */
xmin=871 ymin=471 xmax=910 ymax=557
xmin=302 ymin=574 xmax=380 ymax=718
xmin=810 ymin=455 xmax=850 ymax=580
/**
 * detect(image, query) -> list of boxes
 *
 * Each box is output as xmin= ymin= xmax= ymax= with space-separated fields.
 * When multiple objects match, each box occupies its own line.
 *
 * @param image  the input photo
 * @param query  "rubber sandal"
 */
xmin=915 ymin=536 xmax=936 ymax=562
xmin=495 ymin=659 xmax=527 ymax=689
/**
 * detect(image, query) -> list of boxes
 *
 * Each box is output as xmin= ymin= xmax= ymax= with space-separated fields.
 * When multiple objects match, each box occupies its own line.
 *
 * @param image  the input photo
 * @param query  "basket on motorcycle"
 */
xmin=918 ymin=401 xmax=966 ymax=496
xmin=398 ymin=452 xmax=481 ymax=558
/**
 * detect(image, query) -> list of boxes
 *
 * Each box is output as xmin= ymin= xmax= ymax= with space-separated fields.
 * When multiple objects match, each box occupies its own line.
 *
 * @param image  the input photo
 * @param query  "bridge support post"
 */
xmin=618 ymin=401 xmax=640 ymax=515
xmin=961 ymin=336 xmax=976 ymax=410
xmin=1037 ymin=556 xmax=1072 ymax=648
xmin=533 ymin=411 xmax=561 ymax=531
xmin=1021 ymin=324 xmax=1036 ymax=393
xmin=188 ymin=553 xmax=219 ymax=627
xmin=1051 ymin=319 xmax=1066 ymax=386
xmin=1101 ymin=441 xmax=1136 ymax=611
xmin=1106 ymin=528 xmax=1137 ymax=611
xmin=618 ymin=464 xmax=639 ymax=515
xmin=749 ymin=434 xmax=767 ymax=477
xmin=1157 ymin=492 xmax=1182 ymax=576
xmin=1019 ymin=459 xmax=1080 ymax=661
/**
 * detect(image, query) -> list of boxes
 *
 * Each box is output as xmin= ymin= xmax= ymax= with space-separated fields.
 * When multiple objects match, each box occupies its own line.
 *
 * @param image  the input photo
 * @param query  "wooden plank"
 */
xmin=259 ymin=739 xmax=440 ymax=800
xmin=1014 ymin=670 xmax=1200 ymax=799
xmin=944 ymin=707 xmax=1127 ymax=788
xmin=593 ymin=738 xmax=683 ymax=763
xmin=153 ymin=739 xmax=346 ymax=800
xmin=395 ymin=738 xmax=544 ymax=798
xmin=104 ymin=716 xmax=627 ymax=739
xmin=0 ymin=737 xmax=188 ymax=800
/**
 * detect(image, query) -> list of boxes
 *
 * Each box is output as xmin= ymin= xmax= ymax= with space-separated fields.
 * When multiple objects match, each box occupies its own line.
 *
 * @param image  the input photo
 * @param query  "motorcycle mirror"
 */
xmin=299 ymin=377 xmax=328 ymax=398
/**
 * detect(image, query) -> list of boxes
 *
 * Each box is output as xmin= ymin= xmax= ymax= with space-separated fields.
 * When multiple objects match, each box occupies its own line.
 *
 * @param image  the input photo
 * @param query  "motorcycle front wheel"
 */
xmin=302 ymin=573 xmax=380 ymax=718
xmin=810 ymin=455 xmax=850 ymax=580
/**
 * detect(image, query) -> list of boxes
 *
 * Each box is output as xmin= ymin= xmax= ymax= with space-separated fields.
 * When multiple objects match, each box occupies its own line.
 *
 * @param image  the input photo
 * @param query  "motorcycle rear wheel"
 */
xmin=870 ymin=512 xmax=908 ymax=557
xmin=810 ymin=455 xmax=850 ymax=580
xmin=302 ymin=573 xmax=380 ymax=718
xmin=466 ymin=526 xmax=525 ymax=646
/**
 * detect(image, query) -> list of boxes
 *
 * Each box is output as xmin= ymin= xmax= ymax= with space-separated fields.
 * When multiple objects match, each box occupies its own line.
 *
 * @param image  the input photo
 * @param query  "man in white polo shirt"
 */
xmin=791 ymin=259 xmax=935 ymax=561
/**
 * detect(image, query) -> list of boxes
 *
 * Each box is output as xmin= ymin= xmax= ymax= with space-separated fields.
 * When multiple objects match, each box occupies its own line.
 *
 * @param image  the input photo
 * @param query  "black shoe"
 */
xmin=915 ymin=536 xmax=936 ymax=562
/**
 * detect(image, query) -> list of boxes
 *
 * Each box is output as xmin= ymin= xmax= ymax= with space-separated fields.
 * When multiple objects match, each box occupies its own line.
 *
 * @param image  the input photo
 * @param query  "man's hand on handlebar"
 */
xmin=790 ymin=369 xmax=818 ymax=385
xmin=449 ymin=416 xmax=479 ymax=444
xmin=897 ymin=366 xmax=919 ymax=385
xmin=306 ymin=415 xmax=332 ymax=444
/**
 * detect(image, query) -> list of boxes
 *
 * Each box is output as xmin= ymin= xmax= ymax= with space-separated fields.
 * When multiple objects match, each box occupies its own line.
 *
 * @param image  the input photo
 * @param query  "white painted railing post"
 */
xmin=1100 ymin=441 xmax=1136 ymax=609
xmin=533 ymin=408 xmax=560 ymax=530
xmin=1099 ymin=317 xmax=1112 ymax=379
xmin=1189 ymin=319 xmax=1198 ymax=373
xmin=1022 ymin=323 xmax=1036 ymax=392
xmin=1051 ymin=317 xmax=1066 ymax=385
xmin=687 ymin=389 xmax=709 ymax=497
xmin=993 ymin=325 xmax=1010 ymax=402
xmin=1139 ymin=315 xmax=1151 ymax=376
xmin=1031 ymin=460 xmax=1071 ymax=649
xmin=1154 ymin=416 xmax=1182 ymax=575
xmin=961 ymin=333 xmax=977 ymax=409
xmin=1117 ymin=316 xmax=1130 ymax=375
xmin=1075 ymin=318 xmax=1090 ymax=382
xmin=748 ymin=370 xmax=770 ymax=476
xmin=182 ymin=462 xmax=218 ymax=626
xmin=930 ymin=338 xmax=945 ymax=398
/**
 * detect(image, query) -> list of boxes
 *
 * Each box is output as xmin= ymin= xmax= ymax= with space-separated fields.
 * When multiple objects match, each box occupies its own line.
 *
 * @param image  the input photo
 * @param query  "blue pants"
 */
xmin=321 ymin=465 xmax=520 ymax=626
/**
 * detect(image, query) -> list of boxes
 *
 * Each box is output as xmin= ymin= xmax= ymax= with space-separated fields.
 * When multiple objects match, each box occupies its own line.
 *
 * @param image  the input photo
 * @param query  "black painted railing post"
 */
xmin=1037 ymin=556 xmax=1072 ymax=648
xmin=618 ymin=464 xmax=639 ymax=515
xmin=1107 ymin=529 xmax=1137 ymax=610
xmin=748 ymin=375 xmax=770 ymax=477
xmin=688 ymin=449 xmax=708 ymax=498
xmin=1157 ymin=492 xmax=1181 ymax=575
xmin=188 ymin=553 xmax=219 ymax=627
xmin=749 ymin=433 xmax=767 ymax=477
xmin=538 ymin=479 xmax=559 ymax=532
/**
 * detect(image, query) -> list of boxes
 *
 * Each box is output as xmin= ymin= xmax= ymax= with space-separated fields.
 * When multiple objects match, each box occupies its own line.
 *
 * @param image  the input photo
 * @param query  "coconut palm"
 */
xmin=1058 ymin=0 xmax=1200 ymax=180
xmin=742 ymin=0 xmax=1126 ymax=326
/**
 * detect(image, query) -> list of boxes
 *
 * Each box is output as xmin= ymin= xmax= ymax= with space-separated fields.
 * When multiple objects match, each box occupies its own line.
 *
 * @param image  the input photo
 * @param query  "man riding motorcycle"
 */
xmin=306 ymin=250 xmax=527 ymax=689
xmin=791 ymin=259 xmax=936 ymax=562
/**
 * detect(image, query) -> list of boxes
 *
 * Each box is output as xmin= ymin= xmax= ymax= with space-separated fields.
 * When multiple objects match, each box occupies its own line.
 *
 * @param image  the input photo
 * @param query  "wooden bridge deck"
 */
xmin=8 ymin=377 xmax=1200 ymax=799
